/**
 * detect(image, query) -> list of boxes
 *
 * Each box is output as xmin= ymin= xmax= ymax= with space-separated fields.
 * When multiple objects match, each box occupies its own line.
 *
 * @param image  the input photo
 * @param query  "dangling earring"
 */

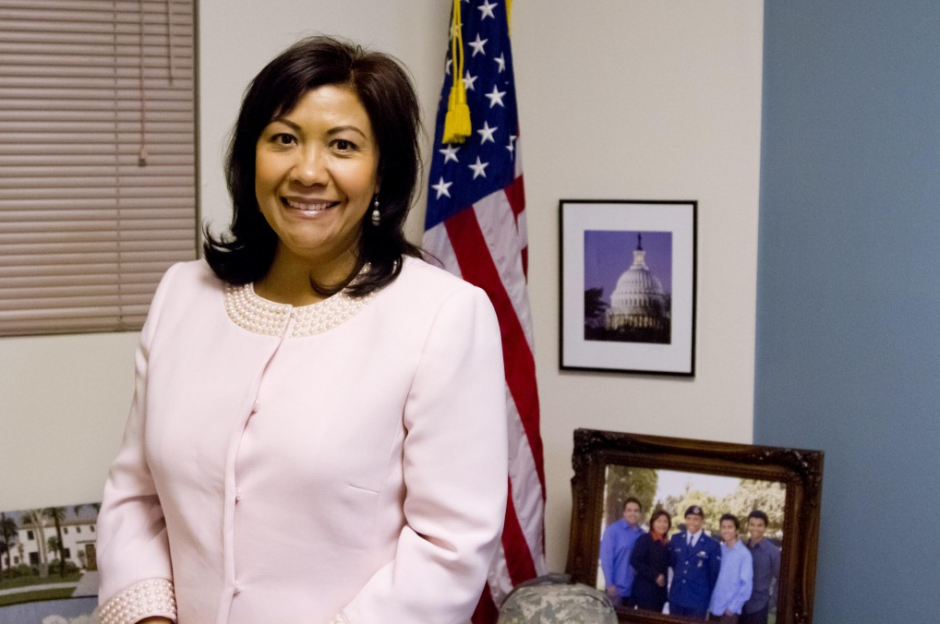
xmin=371 ymin=195 xmax=381 ymax=226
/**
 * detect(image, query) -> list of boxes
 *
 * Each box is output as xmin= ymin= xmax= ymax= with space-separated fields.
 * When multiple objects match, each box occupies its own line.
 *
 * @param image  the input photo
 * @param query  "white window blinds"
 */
xmin=0 ymin=0 xmax=197 ymax=336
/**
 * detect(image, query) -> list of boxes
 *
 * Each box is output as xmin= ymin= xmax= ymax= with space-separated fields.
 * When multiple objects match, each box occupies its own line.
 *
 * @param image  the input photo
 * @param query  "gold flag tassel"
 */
xmin=442 ymin=0 xmax=471 ymax=144
xmin=507 ymin=0 xmax=513 ymax=35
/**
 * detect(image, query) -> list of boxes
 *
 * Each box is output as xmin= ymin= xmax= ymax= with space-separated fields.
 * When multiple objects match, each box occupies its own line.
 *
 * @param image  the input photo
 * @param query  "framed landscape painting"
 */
xmin=0 ymin=503 xmax=100 ymax=624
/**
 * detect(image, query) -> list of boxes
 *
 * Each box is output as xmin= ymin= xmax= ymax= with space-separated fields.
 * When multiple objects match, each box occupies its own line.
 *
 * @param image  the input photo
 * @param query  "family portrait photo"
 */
xmin=597 ymin=466 xmax=784 ymax=623
xmin=566 ymin=430 xmax=823 ymax=624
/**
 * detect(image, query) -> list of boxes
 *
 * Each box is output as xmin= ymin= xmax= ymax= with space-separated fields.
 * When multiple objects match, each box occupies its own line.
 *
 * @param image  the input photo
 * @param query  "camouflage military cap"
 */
xmin=497 ymin=579 xmax=617 ymax=624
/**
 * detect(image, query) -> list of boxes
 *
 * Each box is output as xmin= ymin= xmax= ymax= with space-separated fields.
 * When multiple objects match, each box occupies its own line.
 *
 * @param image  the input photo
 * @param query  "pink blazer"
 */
xmin=96 ymin=258 xmax=508 ymax=624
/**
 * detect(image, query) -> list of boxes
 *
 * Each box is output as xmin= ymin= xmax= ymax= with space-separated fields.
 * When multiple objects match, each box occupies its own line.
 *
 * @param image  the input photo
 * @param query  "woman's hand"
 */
xmin=655 ymin=574 xmax=666 ymax=587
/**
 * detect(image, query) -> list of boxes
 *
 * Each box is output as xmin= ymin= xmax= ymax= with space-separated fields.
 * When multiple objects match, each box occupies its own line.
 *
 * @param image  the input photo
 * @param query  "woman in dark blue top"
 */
xmin=629 ymin=509 xmax=672 ymax=613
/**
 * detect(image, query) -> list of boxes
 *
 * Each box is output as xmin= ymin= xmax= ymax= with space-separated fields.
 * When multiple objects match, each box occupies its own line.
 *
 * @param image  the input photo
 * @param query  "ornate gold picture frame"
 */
xmin=566 ymin=429 xmax=823 ymax=624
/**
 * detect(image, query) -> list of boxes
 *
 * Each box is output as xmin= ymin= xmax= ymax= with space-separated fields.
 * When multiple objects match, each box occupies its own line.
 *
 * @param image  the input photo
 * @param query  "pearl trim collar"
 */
xmin=224 ymin=282 xmax=376 ymax=337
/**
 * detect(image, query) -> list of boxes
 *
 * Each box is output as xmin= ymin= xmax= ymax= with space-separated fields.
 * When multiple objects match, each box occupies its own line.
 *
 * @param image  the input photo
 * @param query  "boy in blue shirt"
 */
xmin=709 ymin=514 xmax=753 ymax=622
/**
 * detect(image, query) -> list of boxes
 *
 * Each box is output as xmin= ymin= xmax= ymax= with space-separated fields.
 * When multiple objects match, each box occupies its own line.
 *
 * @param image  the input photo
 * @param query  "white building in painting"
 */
xmin=605 ymin=234 xmax=670 ymax=333
xmin=1 ymin=511 xmax=98 ymax=571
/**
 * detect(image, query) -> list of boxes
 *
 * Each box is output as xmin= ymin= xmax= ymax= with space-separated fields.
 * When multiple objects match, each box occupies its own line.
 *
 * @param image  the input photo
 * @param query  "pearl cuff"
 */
xmin=96 ymin=578 xmax=177 ymax=624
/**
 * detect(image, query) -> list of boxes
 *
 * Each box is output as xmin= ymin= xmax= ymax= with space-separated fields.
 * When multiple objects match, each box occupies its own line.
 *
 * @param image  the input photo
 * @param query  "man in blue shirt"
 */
xmin=709 ymin=514 xmax=753 ymax=622
xmin=600 ymin=497 xmax=644 ymax=608
xmin=740 ymin=510 xmax=781 ymax=624
xmin=668 ymin=505 xmax=721 ymax=619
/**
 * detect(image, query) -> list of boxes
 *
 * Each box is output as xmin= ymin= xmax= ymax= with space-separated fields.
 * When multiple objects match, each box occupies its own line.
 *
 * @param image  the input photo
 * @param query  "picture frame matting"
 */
xmin=559 ymin=199 xmax=697 ymax=376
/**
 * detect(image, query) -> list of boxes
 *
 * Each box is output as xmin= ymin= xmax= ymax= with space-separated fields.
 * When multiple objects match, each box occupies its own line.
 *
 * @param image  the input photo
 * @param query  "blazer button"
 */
xmin=234 ymin=581 xmax=241 ymax=595
xmin=251 ymin=402 xmax=260 ymax=414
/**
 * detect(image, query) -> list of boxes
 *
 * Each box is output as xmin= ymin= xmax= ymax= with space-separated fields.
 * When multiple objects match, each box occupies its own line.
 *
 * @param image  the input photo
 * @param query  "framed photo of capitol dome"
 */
xmin=560 ymin=200 xmax=697 ymax=375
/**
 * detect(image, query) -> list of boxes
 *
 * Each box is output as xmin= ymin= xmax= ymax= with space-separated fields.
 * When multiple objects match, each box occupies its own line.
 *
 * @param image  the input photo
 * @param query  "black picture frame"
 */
xmin=559 ymin=199 xmax=697 ymax=376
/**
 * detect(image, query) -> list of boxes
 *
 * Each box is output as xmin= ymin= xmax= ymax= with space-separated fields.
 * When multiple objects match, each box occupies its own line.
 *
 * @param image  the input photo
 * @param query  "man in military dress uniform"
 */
xmin=668 ymin=505 xmax=721 ymax=619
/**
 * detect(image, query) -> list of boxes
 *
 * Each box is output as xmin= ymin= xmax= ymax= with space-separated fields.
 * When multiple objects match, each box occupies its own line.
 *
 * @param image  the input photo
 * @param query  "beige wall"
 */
xmin=0 ymin=0 xmax=762 ymax=575
xmin=513 ymin=0 xmax=764 ymax=569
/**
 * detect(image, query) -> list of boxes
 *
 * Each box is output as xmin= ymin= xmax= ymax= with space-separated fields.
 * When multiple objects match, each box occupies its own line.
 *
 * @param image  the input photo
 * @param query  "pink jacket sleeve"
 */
xmin=340 ymin=286 xmax=509 ymax=624
xmin=95 ymin=264 xmax=181 ymax=624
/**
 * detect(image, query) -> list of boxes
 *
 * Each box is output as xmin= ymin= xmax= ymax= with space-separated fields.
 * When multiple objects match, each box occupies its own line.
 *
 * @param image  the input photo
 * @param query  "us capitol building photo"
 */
xmin=596 ymin=234 xmax=671 ymax=344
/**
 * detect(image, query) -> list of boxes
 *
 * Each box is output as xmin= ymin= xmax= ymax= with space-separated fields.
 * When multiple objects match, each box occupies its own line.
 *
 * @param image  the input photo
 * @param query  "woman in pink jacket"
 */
xmin=95 ymin=36 xmax=508 ymax=624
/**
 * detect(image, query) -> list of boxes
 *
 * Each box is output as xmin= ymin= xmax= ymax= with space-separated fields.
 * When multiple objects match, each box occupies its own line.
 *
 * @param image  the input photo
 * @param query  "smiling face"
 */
xmin=748 ymin=517 xmax=767 ymax=543
xmin=652 ymin=514 xmax=670 ymax=535
xmin=623 ymin=501 xmax=642 ymax=527
xmin=254 ymin=84 xmax=379 ymax=277
xmin=720 ymin=519 xmax=738 ymax=544
xmin=684 ymin=513 xmax=703 ymax=535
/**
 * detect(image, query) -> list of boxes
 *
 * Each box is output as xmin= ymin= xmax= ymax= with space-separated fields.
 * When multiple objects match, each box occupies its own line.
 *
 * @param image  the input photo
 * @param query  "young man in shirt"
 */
xmin=600 ymin=497 xmax=644 ymax=608
xmin=708 ymin=514 xmax=753 ymax=622
xmin=740 ymin=510 xmax=781 ymax=624
xmin=668 ymin=505 xmax=721 ymax=619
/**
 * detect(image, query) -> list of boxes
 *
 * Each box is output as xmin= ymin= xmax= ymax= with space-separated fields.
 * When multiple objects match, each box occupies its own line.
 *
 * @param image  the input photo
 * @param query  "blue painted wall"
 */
xmin=756 ymin=2 xmax=940 ymax=622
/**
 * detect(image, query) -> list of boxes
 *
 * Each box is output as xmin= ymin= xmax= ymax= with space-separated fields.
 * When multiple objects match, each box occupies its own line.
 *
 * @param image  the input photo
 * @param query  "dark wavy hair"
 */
xmin=648 ymin=509 xmax=672 ymax=533
xmin=203 ymin=35 xmax=422 ymax=296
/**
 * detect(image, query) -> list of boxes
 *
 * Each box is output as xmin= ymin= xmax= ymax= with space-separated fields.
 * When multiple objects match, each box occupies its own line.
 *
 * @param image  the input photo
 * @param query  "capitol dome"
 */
xmin=606 ymin=234 xmax=669 ymax=333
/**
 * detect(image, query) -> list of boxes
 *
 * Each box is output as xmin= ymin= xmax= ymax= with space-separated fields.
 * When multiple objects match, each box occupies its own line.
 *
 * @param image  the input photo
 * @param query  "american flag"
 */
xmin=423 ymin=1 xmax=545 ymax=620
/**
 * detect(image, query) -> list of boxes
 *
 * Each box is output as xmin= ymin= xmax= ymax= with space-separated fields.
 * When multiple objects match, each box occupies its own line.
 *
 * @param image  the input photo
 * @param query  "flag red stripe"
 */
xmin=471 ymin=582 xmax=499 ymax=624
xmin=505 ymin=176 xmax=527 ymax=279
xmin=502 ymin=479 xmax=539 ymax=585
xmin=505 ymin=175 xmax=525 ymax=219
xmin=426 ymin=6 xmax=544 ymax=619
xmin=444 ymin=208 xmax=545 ymax=492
